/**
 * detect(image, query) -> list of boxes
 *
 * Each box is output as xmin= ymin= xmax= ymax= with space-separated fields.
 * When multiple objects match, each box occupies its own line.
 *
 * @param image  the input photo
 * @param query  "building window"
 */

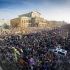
xmin=22 ymin=20 xmax=23 ymax=23
xmin=29 ymin=20 xmax=31 ymax=23
xmin=24 ymin=20 xmax=25 ymax=23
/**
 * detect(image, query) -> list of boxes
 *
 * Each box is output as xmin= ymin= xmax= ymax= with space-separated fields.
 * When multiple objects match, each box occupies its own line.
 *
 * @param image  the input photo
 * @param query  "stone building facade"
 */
xmin=10 ymin=11 xmax=48 ymax=28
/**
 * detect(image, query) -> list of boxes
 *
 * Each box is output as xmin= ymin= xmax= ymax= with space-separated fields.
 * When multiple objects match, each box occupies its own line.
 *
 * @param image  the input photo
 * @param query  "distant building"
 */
xmin=0 ymin=11 xmax=66 ymax=35
xmin=10 ymin=11 xmax=65 ymax=34
xmin=10 ymin=11 xmax=48 ymax=28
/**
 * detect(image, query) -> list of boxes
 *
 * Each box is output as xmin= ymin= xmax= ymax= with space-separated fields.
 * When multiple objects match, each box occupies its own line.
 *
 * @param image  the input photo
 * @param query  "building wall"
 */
xmin=31 ymin=11 xmax=41 ymax=18
xmin=10 ymin=11 xmax=49 ymax=28
xmin=20 ymin=17 xmax=31 ymax=28
xmin=10 ymin=18 xmax=21 ymax=27
xmin=10 ymin=17 xmax=48 ymax=28
xmin=38 ymin=22 xmax=47 ymax=28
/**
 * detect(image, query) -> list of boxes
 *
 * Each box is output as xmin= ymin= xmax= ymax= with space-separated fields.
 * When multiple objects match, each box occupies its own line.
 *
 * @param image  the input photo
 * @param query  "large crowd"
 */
xmin=0 ymin=28 xmax=70 ymax=70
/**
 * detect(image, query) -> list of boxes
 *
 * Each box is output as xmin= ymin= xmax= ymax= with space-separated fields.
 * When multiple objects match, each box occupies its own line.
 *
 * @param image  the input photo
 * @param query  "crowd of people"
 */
xmin=0 ymin=28 xmax=70 ymax=70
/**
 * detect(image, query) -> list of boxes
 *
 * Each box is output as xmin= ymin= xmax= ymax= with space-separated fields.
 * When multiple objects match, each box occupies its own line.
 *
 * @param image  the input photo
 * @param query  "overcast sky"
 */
xmin=0 ymin=0 xmax=70 ymax=23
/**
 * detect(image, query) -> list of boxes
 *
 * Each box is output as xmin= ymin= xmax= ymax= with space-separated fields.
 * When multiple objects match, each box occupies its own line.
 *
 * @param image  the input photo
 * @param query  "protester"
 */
xmin=0 ymin=28 xmax=70 ymax=70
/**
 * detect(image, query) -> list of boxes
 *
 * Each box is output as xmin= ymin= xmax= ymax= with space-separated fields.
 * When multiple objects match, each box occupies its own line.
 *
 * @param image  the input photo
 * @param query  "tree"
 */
xmin=2 ymin=23 xmax=9 ymax=29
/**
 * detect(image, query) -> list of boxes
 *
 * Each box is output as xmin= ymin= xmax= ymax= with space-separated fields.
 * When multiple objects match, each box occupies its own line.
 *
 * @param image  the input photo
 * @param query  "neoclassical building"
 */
xmin=10 ymin=11 xmax=48 ymax=28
